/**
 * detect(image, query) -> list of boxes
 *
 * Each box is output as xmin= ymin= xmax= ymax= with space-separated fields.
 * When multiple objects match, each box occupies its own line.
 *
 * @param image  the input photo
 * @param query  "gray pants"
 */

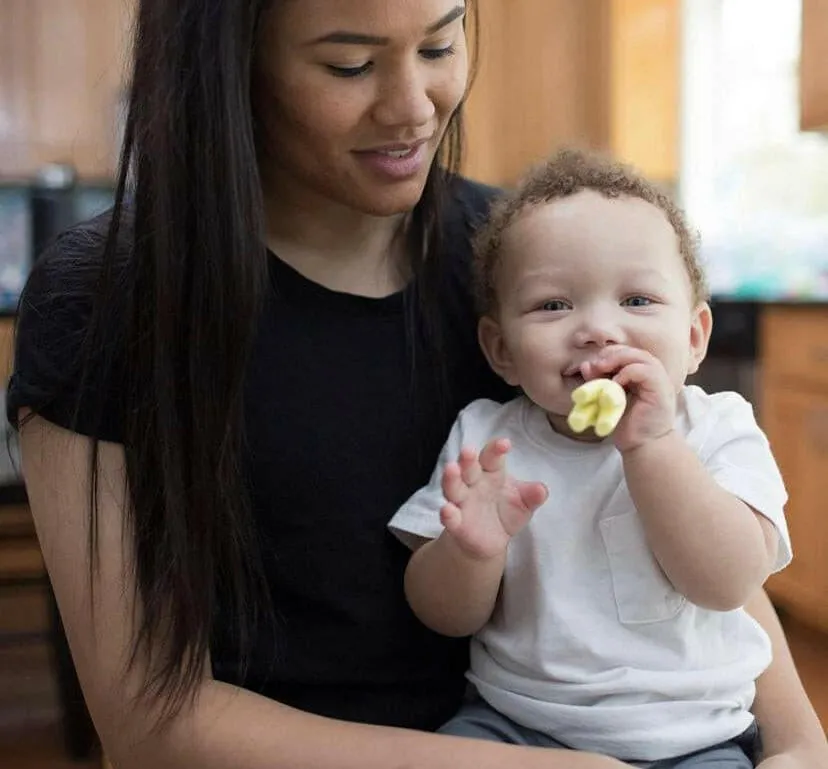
xmin=439 ymin=696 xmax=760 ymax=768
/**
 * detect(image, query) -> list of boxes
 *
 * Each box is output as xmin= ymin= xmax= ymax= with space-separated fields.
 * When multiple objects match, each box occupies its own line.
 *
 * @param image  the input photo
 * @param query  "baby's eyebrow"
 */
xmin=621 ymin=268 xmax=669 ymax=284
xmin=514 ymin=271 xmax=565 ymax=292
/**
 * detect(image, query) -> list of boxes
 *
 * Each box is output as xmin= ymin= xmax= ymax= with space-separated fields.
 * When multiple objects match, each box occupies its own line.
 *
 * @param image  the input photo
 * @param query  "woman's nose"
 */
xmin=373 ymin=64 xmax=436 ymax=129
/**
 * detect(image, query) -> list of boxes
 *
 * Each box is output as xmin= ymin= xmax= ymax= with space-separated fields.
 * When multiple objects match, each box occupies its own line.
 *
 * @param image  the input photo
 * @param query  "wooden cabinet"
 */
xmin=607 ymin=0 xmax=680 ymax=183
xmin=463 ymin=0 xmax=611 ymax=186
xmin=800 ymin=0 xmax=828 ymax=130
xmin=0 ymin=0 xmax=133 ymax=178
xmin=0 ymin=318 xmax=14 ymax=382
xmin=463 ymin=0 xmax=681 ymax=186
xmin=761 ymin=307 xmax=828 ymax=631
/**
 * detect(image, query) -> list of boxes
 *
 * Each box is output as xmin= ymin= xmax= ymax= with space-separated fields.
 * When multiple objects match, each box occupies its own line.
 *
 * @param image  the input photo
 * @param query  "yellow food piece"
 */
xmin=567 ymin=401 xmax=598 ymax=433
xmin=567 ymin=378 xmax=627 ymax=437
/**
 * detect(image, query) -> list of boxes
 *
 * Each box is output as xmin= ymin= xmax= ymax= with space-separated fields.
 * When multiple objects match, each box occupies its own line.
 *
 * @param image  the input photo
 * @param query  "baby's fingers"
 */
xmin=441 ymin=461 xmax=469 ymax=504
xmin=478 ymin=438 xmax=511 ymax=474
xmin=516 ymin=481 xmax=549 ymax=512
xmin=440 ymin=501 xmax=463 ymax=534
xmin=458 ymin=445 xmax=483 ymax=486
xmin=613 ymin=362 xmax=659 ymax=395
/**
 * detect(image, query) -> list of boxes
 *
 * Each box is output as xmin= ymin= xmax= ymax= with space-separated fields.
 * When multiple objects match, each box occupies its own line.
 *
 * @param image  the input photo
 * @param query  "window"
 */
xmin=680 ymin=0 xmax=828 ymax=300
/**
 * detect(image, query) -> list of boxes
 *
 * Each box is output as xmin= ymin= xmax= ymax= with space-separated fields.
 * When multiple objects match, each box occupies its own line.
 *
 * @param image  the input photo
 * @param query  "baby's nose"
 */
xmin=574 ymin=325 xmax=619 ymax=348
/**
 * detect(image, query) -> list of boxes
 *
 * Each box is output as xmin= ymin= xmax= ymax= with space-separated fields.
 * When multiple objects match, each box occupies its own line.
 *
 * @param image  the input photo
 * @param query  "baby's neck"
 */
xmin=546 ymin=411 xmax=608 ymax=444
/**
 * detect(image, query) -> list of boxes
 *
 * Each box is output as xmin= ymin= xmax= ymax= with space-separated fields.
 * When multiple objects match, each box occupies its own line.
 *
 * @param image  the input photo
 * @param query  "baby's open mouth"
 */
xmin=563 ymin=371 xmax=586 ymax=389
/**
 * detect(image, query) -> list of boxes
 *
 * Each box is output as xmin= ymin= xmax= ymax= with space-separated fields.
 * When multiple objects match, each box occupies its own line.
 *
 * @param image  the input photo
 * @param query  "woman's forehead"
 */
xmin=269 ymin=0 xmax=467 ymax=43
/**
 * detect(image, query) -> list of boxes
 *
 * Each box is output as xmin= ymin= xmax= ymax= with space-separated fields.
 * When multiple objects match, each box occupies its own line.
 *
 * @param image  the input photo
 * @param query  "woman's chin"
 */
xmin=351 ymin=180 xmax=431 ymax=218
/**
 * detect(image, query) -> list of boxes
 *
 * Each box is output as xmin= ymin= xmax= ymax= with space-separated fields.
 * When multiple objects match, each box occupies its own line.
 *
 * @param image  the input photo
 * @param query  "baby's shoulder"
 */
xmin=455 ymin=396 xmax=528 ymax=440
xmin=679 ymin=385 xmax=765 ymax=455
xmin=681 ymin=385 xmax=758 ymax=428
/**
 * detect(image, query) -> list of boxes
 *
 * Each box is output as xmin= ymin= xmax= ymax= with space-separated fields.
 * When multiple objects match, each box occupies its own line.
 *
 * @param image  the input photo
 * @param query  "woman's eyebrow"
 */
xmin=307 ymin=5 xmax=466 ymax=46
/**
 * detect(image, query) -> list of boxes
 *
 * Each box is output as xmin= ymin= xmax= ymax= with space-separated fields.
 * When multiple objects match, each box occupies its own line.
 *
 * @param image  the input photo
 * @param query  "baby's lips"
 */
xmin=563 ymin=360 xmax=596 ymax=378
xmin=578 ymin=359 xmax=620 ymax=380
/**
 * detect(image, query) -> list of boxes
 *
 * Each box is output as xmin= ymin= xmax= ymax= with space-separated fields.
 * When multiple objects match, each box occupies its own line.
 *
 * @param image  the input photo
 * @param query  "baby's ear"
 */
xmin=687 ymin=301 xmax=713 ymax=375
xmin=478 ymin=316 xmax=520 ymax=386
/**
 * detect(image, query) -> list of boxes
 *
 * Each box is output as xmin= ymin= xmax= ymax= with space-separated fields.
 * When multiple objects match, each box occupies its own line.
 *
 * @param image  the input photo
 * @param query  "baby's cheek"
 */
xmin=655 ymin=350 xmax=688 ymax=392
xmin=522 ymin=332 xmax=562 ymax=362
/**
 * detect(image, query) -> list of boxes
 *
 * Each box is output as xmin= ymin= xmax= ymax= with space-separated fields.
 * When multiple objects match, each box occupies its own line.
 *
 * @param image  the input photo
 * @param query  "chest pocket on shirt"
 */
xmin=600 ymin=512 xmax=686 ymax=624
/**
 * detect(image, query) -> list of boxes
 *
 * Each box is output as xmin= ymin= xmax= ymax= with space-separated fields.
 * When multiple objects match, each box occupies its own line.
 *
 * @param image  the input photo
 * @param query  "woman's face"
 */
xmin=257 ymin=0 xmax=469 ymax=217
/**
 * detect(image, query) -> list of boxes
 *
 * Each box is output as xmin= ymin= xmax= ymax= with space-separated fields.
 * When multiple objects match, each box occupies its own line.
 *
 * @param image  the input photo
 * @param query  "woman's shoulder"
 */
xmin=26 ymin=207 xmax=134 ymax=294
xmin=439 ymin=175 xmax=503 ymax=276
xmin=16 ymin=205 xmax=134 ymax=365
xmin=8 ymin=207 xmax=133 ymax=441
xmin=446 ymin=175 xmax=504 ymax=229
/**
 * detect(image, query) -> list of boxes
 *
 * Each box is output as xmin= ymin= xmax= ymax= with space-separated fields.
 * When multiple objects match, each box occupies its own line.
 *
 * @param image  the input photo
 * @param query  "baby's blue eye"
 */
xmin=622 ymin=296 xmax=653 ymax=307
xmin=541 ymin=300 xmax=570 ymax=312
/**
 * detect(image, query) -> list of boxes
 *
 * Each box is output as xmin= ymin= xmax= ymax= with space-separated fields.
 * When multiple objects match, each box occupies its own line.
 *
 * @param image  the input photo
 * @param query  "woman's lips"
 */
xmin=353 ymin=140 xmax=430 ymax=181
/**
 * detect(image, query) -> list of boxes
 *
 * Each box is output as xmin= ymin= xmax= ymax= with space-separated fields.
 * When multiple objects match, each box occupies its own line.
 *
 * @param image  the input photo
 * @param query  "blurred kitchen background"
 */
xmin=1 ymin=1 xmax=827 ymax=767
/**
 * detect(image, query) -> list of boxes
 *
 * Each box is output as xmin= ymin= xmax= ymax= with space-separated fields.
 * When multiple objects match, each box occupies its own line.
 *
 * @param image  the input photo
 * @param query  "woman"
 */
xmin=10 ymin=1 xmax=826 ymax=767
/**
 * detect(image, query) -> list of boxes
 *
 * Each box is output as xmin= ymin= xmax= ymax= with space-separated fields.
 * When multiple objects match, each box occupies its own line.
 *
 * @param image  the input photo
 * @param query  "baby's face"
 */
xmin=479 ymin=190 xmax=710 ymax=434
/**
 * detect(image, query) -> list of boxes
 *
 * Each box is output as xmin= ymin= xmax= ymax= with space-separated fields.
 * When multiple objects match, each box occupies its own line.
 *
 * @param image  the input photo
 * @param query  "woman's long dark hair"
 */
xmin=87 ymin=0 xmax=477 ymax=720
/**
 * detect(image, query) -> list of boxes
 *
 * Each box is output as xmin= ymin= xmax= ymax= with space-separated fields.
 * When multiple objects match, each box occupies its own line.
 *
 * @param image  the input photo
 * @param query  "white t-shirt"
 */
xmin=388 ymin=386 xmax=791 ymax=762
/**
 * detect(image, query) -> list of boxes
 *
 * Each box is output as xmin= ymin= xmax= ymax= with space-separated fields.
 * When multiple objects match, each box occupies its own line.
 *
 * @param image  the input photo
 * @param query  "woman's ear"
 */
xmin=687 ymin=301 xmax=713 ymax=375
xmin=478 ymin=315 xmax=520 ymax=386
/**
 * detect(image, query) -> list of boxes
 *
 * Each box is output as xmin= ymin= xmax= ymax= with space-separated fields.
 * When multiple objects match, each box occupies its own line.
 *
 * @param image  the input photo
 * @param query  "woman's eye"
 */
xmin=420 ymin=45 xmax=456 ymax=61
xmin=326 ymin=45 xmax=456 ymax=78
xmin=540 ymin=300 xmax=570 ymax=312
xmin=326 ymin=62 xmax=373 ymax=78
xmin=622 ymin=295 xmax=653 ymax=307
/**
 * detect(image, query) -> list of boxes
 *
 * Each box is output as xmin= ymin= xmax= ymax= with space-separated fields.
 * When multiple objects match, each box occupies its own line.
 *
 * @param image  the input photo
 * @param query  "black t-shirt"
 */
xmin=8 ymin=177 xmax=513 ymax=730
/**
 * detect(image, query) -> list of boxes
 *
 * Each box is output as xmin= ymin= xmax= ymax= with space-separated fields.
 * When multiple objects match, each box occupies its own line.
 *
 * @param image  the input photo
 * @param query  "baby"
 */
xmin=388 ymin=149 xmax=790 ymax=768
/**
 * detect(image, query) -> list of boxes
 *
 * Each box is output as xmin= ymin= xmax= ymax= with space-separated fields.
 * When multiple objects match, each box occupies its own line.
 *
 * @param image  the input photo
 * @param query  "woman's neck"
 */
xmin=264 ymin=189 xmax=410 ymax=298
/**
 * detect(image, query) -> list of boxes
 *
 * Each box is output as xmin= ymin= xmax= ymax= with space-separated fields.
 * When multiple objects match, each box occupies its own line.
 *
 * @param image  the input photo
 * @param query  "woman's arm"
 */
xmin=746 ymin=589 xmax=828 ymax=767
xmin=21 ymin=413 xmax=625 ymax=769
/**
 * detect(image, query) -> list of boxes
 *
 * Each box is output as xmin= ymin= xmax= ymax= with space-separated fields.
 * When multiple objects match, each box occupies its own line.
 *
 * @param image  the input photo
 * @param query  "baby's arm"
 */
xmin=403 ymin=439 xmax=547 ymax=637
xmin=584 ymin=346 xmax=787 ymax=612
xmin=623 ymin=431 xmax=779 ymax=611
xmin=405 ymin=526 xmax=508 ymax=638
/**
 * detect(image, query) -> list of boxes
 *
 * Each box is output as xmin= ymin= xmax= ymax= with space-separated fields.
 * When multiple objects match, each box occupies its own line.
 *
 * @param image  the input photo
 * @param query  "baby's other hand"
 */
xmin=440 ymin=439 xmax=548 ymax=561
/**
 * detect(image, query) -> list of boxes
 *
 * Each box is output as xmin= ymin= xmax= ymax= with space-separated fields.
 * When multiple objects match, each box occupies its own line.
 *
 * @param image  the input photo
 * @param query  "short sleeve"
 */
xmin=388 ymin=398 xmax=502 ymax=549
xmin=6 ymin=216 xmax=127 ymax=443
xmin=695 ymin=392 xmax=791 ymax=573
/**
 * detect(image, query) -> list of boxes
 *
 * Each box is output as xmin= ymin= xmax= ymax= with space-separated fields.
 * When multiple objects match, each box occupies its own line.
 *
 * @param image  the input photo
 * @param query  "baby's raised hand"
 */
xmin=440 ymin=439 xmax=548 ymax=561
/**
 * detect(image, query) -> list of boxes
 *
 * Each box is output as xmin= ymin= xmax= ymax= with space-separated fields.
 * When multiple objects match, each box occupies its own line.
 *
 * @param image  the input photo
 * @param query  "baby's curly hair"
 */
xmin=473 ymin=148 xmax=708 ymax=315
